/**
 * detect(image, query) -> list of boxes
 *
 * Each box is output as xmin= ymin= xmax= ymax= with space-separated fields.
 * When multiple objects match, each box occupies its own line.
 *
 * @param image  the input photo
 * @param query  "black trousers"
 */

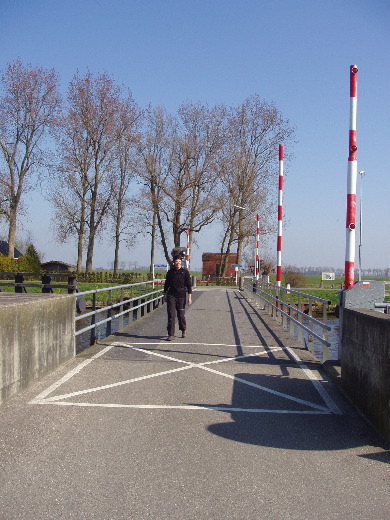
xmin=167 ymin=294 xmax=186 ymax=336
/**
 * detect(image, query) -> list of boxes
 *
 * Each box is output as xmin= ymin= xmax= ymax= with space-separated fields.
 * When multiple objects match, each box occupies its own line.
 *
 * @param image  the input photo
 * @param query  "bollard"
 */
xmin=15 ymin=273 xmax=26 ymax=293
xmin=42 ymin=274 xmax=53 ymax=293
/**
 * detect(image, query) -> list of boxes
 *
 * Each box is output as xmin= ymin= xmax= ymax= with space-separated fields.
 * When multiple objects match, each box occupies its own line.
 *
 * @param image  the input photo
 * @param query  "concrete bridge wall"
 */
xmin=341 ymin=308 xmax=390 ymax=442
xmin=0 ymin=293 xmax=75 ymax=404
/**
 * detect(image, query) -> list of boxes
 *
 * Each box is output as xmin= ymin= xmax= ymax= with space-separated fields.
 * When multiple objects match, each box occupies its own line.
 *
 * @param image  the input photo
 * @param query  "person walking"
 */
xmin=164 ymin=254 xmax=192 ymax=341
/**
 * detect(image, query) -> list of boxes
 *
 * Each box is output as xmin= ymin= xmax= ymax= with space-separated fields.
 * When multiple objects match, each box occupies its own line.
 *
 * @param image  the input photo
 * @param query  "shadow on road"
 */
xmin=197 ymin=372 xmax=389 ymax=452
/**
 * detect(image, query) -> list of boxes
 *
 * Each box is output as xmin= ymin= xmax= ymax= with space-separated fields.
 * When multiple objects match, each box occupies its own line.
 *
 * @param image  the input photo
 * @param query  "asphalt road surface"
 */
xmin=0 ymin=287 xmax=389 ymax=519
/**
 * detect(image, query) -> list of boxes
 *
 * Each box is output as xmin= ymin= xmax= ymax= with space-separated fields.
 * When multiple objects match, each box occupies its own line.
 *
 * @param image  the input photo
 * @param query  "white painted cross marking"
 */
xmin=30 ymin=341 xmax=341 ymax=415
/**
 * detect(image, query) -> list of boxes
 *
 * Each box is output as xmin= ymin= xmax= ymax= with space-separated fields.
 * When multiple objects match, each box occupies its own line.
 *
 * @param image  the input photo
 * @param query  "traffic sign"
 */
xmin=231 ymin=264 xmax=242 ymax=267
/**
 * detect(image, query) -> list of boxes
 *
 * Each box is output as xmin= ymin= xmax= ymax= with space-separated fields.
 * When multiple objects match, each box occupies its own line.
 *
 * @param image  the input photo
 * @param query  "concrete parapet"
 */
xmin=341 ymin=308 xmax=390 ymax=442
xmin=0 ymin=293 xmax=75 ymax=404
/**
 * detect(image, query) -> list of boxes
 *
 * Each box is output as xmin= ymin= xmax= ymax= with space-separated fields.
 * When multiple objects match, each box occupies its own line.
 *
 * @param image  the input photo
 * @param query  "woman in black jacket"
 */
xmin=164 ymin=254 xmax=192 ymax=340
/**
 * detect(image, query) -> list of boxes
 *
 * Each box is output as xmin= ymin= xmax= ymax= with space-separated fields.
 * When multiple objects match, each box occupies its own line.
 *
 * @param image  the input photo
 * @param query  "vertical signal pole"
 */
xmin=276 ymin=145 xmax=284 ymax=288
xmin=255 ymin=214 xmax=260 ymax=280
xmin=344 ymin=65 xmax=358 ymax=290
xmin=186 ymin=228 xmax=191 ymax=271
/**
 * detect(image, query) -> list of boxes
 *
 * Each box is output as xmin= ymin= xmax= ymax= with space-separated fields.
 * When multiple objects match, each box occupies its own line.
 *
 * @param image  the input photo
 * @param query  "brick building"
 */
xmin=202 ymin=253 xmax=238 ymax=279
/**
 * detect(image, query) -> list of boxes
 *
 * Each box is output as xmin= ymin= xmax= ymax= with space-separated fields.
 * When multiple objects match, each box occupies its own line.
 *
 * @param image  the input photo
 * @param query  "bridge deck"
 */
xmin=0 ymin=287 xmax=389 ymax=519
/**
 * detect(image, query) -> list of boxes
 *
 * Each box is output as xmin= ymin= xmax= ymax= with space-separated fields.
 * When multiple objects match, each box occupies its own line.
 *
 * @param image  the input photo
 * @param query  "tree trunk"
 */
xmin=76 ymin=232 xmax=83 ymax=272
xmin=150 ymin=183 xmax=171 ymax=265
xmin=150 ymin=211 xmax=156 ymax=278
xmin=113 ymin=208 xmax=121 ymax=274
xmin=173 ymin=205 xmax=182 ymax=248
xmin=76 ymin=199 xmax=86 ymax=272
xmin=236 ymin=212 xmax=244 ymax=266
xmin=7 ymin=205 xmax=17 ymax=259
xmin=85 ymin=233 xmax=95 ymax=273
xmin=219 ymin=222 xmax=236 ymax=278
xmin=86 ymin=191 xmax=96 ymax=273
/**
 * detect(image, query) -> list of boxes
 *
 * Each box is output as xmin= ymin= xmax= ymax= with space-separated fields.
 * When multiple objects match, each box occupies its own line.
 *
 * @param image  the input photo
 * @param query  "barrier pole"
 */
xmin=344 ymin=65 xmax=358 ymax=289
xmin=186 ymin=228 xmax=191 ymax=271
xmin=276 ymin=145 xmax=284 ymax=288
xmin=255 ymin=213 xmax=260 ymax=280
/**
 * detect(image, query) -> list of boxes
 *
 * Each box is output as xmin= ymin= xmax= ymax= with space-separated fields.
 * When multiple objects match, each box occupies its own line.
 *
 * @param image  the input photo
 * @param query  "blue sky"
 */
xmin=1 ymin=0 xmax=389 ymax=270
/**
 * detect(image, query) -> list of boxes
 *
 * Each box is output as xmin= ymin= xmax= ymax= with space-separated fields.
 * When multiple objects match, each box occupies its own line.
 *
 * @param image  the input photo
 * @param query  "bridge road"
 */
xmin=0 ymin=287 xmax=389 ymax=520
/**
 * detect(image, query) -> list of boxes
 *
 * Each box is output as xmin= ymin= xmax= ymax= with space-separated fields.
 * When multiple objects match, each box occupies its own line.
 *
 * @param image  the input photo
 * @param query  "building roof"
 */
xmin=0 ymin=241 xmax=23 ymax=258
xmin=41 ymin=260 xmax=76 ymax=271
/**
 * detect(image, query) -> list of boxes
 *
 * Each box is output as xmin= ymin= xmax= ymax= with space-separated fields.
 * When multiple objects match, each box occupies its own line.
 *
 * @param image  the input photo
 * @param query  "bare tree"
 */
xmin=175 ymin=102 xmax=226 ymax=257
xmin=135 ymin=106 xmax=175 ymax=269
xmin=140 ymin=102 xmax=226 ymax=266
xmin=217 ymin=94 xmax=295 ymax=277
xmin=0 ymin=59 xmax=61 ymax=258
xmin=54 ymin=71 xmax=131 ymax=272
xmin=50 ymin=107 xmax=92 ymax=271
xmin=108 ymin=95 xmax=141 ymax=273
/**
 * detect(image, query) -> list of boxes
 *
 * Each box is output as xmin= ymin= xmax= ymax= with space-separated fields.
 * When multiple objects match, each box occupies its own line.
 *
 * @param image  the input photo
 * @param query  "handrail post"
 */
xmin=297 ymin=294 xmax=303 ymax=344
xmin=107 ymin=289 xmax=112 ymax=337
xmin=323 ymin=301 xmax=329 ymax=361
xmin=308 ymin=298 xmax=314 ymax=353
xmin=288 ymin=288 xmax=293 ymax=333
xmin=90 ymin=292 xmax=97 ymax=345
xmin=119 ymin=288 xmax=124 ymax=329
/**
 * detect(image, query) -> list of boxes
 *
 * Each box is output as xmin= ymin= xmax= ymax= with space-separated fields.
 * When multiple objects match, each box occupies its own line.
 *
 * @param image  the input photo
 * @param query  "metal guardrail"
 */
xmin=241 ymin=277 xmax=332 ymax=361
xmin=75 ymin=280 xmax=165 ymax=346
xmin=374 ymin=302 xmax=390 ymax=313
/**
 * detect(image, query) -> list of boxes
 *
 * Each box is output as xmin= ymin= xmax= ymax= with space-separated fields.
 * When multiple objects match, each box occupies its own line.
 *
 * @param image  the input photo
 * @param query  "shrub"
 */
xmin=283 ymin=265 xmax=307 ymax=287
xmin=24 ymin=244 xmax=41 ymax=272
xmin=0 ymin=255 xmax=39 ymax=275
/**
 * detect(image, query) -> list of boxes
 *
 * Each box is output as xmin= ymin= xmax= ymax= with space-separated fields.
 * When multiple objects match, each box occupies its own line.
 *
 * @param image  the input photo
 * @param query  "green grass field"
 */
xmin=1 ymin=271 xmax=388 ymax=306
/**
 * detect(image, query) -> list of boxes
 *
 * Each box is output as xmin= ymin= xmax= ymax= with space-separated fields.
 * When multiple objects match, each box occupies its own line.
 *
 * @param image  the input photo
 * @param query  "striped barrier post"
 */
xmin=255 ymin=213 xmax=260 ymax=280
xmin=344 ymin=65 xmax=358 ymax=290
xmin=276 ymin=145 xmax=284 ymax=289
xmin=186 ymin=228 xmax=191 ymax=271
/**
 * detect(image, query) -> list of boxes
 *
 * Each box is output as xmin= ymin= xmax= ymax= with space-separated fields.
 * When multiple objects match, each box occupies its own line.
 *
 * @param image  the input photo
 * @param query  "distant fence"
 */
xmin=0 ymin=272 xmax=78 ymax=293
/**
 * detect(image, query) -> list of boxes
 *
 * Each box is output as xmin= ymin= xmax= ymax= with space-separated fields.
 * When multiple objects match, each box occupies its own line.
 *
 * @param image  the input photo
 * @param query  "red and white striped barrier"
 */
xmin=186 ymin=228 xmax=191 ymax=271
xmin=276 ymin=145 xmax=284 ymax=288
xmin=255 ymin=213 xmax=260 ymax=280
xmin=344 ymin=65 xmax=358 ymax=290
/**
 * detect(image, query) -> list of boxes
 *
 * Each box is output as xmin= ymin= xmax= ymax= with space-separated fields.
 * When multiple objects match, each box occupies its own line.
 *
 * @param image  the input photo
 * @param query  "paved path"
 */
xmin=0 ymin=287 xmax=389 ymax=519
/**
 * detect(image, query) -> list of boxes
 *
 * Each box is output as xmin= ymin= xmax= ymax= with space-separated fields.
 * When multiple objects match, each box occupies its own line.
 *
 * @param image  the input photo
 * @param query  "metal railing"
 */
xmin=76 ymin=280 xmax=165 ymax=346
xmin=241 ymin=277 xmax=332 ymax=361
xmin=374 ymin=302 xmax=390 ymax=314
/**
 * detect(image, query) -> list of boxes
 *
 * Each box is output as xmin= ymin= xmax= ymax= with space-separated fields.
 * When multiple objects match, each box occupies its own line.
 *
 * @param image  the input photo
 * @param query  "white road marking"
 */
xmin=197 ymin=364 xmax=330 ymax=412
xmin=30 ymin=346 xmax=113 ymax=403
xmin=34 ymin=401 xmax=332 ymax=414
xmin=30 ymin=341 xmax=341 ymax=415
xmin=284 ymin=346 xmax=342 ymax=414
xmin=42 ymin=364 xmax=194 ymax=402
